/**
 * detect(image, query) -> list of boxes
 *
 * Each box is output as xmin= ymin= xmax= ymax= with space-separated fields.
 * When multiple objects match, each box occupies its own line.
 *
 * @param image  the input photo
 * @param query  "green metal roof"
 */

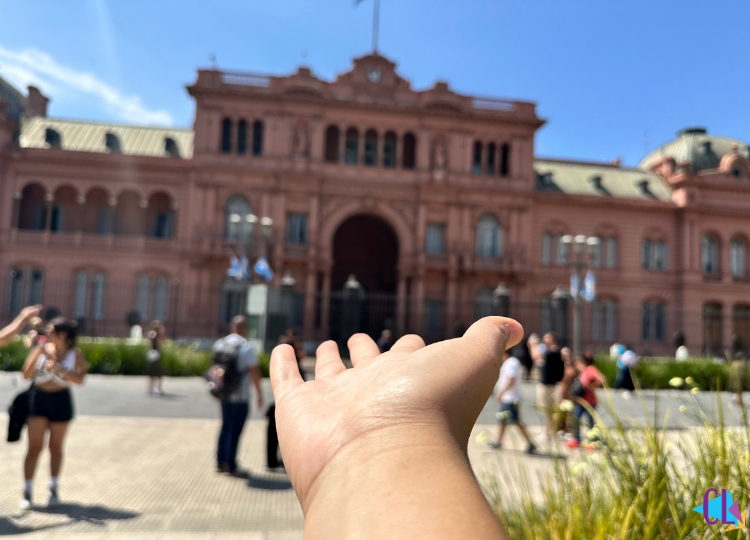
xmin=19 ymin=117 xmax=193 ymax=158
xmin=534 ymin=159 xmax=672 ymax=201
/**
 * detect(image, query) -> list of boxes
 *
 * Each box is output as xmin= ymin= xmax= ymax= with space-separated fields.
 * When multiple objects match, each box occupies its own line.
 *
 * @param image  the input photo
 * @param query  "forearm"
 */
xmin=303 ymin=427 xmax=506 ymax=540
xmin=21 ymin=349 xmax=41 ymax=379
xmin=0 ymin=315 xmax=26 ymax=346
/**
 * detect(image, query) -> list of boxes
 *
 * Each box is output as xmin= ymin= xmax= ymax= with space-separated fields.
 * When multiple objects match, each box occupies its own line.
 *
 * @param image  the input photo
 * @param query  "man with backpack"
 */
xmin=212 ymin=315 xmax=263 ymax=475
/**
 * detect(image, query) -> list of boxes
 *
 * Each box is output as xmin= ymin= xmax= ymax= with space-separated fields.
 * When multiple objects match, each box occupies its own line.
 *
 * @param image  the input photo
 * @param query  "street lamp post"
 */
xmin=492 ymin=282 xmax=510 ymax=317
xmin=560 ymin=234 xmax=600 ymax=355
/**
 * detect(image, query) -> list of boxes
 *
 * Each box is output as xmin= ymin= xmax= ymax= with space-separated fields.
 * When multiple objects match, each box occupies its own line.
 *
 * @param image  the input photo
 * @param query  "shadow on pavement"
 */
xmin=247 ymin=473 xmax=293 ymax=491
xmin=0 ymin=503 xmax=139 ymax=534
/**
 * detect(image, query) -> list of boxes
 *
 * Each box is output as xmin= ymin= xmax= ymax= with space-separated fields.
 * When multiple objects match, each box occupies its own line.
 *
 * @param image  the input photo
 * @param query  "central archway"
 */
xmin=330 ymin=214 xmax=399 ymax=342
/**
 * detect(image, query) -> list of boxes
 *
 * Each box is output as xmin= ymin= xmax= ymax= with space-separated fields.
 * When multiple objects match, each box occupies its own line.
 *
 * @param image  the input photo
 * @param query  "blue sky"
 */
xmin=0 ymin=0 xmax=748 ymax=166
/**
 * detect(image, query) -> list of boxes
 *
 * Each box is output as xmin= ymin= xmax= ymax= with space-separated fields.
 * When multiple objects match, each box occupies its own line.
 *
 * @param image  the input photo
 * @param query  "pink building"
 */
xmin=1 ymin=54 xmax=749 ymax=355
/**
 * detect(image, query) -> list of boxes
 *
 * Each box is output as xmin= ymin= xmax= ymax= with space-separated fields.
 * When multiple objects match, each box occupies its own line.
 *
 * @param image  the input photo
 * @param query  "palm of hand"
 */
xmin=271 ymin=318 xmax=522 ymax=511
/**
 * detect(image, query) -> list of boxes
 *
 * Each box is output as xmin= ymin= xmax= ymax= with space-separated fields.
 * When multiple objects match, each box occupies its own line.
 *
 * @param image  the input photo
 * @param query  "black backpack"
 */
xmin=206 ymin=342 xmax=241 ymax=400
xmin=570 ymin=377 xmax=586 ymax=399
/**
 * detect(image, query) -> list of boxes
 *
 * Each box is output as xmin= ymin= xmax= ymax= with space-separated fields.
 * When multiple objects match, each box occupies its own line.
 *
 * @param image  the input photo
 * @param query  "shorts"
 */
xmin=498 ymin=402 xmax=520 ymax=424
xmin=537 ymin=384 xmax=556 ymax=412
xmin=29 ymin=387 xmax=74 ymax=423
xmin=146 ymin=359 xmax=164 ymax=378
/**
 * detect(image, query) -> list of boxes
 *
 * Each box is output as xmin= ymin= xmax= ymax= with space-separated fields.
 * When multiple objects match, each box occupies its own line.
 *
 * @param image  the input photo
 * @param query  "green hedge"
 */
xmin=0 ymin=339 xmax=271 ymax=378
xmin=595 ymin=357 xmax=739 ymax=391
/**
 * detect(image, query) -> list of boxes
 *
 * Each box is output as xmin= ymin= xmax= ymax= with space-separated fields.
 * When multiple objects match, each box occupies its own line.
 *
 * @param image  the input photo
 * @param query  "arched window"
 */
xmin=541 ymin=232 xmax=552 ymax=265
xmin=74 ymin=272 xmax=88 ymax=319
xmin=701 ymin=235 xmax=719 ymax=275
xmin=642 ymin=301 xmax=666 ymax=342
xmin=105 ymin=132 xmax=121 ymax=153
xmin=474 ymin=287 xmax=495 ymax=320
xmin=252 ymin=120 xmax=264 ymax=156
xmin=18 ymin=184 xmax=48 ymax=230
xmin=402 ymin=132 xmax=416 ymax=169
xmin=703 ymin=302 xmax=723 ymax=354
xmin=364 ymin=129 xmax=378 ymax=167
xmin=486 ymin=143 xmax=496 ymax=175
xmin=730 ymin=237 xmax=747 ymax=277
xmin=472 ymin=141 xmax=482 ymax=175
xmin=325 ymin=125 xmax=340 ymax=163
xmin=592 ymin=299 xmax=617 ymax=341
xmin=589 ymin=236 xmax=602 ymax=268
xmin=605 ymin=237 xmax=617 ymax=268
xmin=344 ymin=128 xmax=359 ymax=165
xmin=383 ymin=131 xmax=397 ymax=168
xmin=136 ymin=275 xmax=150 ymax=320
xmin=147 ymin=193 xmax=175 ymax=239
xmin=221 ymin=118 xmax=232 ymax=153
xmin=500 ymin=143 xmax=510 ymax=177
xmin=555 ymin=233 xmax=569 ymax=265
xmin=116 ymin=191 xmax=144 ymax=236
xmin=7 ymin=269 xmax=44 ymax=315
xmin=224 ymin=195 xmax=252 ymax=241
xmin=475 ymin=214 xmax=503 ymax=257
xmin=642 ymin=239 xmax=652 ymax=269
xmin=642 ymin=239 xmax=666 ymax=271
xmin=237 ymin=119 xmax=247 ymax=154
xmin=733 ymin=304 xmax=750 ymax=355
xmin=154 ymin=276 xmax=169 ymax=321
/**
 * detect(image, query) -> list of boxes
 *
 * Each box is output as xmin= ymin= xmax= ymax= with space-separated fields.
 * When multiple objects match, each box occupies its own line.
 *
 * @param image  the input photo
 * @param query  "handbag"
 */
xmin=7 ymin=388 xmax=31 ymax=443
xmin=570 ymin=377 xmax=586 ymax=399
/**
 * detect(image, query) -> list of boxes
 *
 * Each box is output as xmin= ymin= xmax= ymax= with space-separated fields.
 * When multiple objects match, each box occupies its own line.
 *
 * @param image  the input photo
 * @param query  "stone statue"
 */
xmin=433 ymin=138 xmax=447 ymax=171
xmin=293 ymin=122 xmax=310 ymax=159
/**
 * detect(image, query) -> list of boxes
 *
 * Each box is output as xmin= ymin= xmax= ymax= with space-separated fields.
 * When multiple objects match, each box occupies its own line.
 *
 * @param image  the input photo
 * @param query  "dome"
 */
xmin=638 ymin=127 xmax=750 ymax=172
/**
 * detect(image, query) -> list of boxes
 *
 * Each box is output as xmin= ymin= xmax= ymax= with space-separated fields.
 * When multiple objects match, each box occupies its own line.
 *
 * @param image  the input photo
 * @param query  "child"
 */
xmin=566 ymin=354 xmax=607 ymax=449
xmin=488 ymin=349 xmax=536 ymax=454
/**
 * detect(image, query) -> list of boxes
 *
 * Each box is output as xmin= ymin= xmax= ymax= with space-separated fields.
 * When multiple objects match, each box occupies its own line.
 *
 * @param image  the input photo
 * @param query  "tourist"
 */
xmin=23 ymin=316 xmax=48 ymax=349
xmin=214 ymin=315 xmax=263 ymax=475
xmin=146 ymin=321 xmax=166 ymax=395
xmin=555 ymin=346 xmax=578 ymax=436
xmin=614 ymin=343 xmax=638 ymax=397
xmin=376 ymin=329 xmax=394 ymax=353
xmin=516 ymin=337 xmax=534 ymax=381
xmin=487 ymin=349 xmax=536 ymax=454
xmin=531 ymin=332 xmax=564 ymax=438
xmin=566 ymin=353 xmax=607 ymax=449
xmin=674 ymin=331 xmax=689 ymax=361
xmin=20 ymin=317 xmax=87 ymax=509
xmin=0 ymin=305 xmax=42 ymax=347
xmin=729 ymin=334 xmax=748 ymax=406
xmin=270 ymin=316 xmax=524 ymax=538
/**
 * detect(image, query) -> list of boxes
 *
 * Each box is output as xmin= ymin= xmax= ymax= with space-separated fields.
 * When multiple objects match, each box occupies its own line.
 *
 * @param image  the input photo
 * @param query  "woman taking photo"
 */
xmin=20 ymin=318 xmax=87 ymax=509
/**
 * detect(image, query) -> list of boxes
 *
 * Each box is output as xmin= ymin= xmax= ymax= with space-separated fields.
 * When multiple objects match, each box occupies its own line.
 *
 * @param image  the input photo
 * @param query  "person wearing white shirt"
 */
xmin=487 ymin=350 xmax=536 ymax=454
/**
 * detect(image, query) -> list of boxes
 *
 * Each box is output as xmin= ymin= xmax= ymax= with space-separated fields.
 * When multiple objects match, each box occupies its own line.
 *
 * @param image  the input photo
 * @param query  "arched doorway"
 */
xmin=330 ymin=214 xmax=399 ymax=343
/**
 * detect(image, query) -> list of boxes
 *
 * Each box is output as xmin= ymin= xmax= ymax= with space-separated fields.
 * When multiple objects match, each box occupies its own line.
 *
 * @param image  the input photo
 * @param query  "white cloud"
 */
xmin=0 ymin=45 xmax=173 ymax=126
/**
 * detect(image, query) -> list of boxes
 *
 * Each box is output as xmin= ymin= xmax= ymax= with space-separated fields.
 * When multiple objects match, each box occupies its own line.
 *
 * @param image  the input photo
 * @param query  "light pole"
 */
xmin=560 ymin=234 xmax=599 ymax=355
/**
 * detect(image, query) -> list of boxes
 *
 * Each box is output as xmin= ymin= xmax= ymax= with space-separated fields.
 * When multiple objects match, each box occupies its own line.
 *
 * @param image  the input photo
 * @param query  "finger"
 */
xmin=462 ymin=316 xmax=524 ymax=360
xmin=315 ymin=340 xmax=346 ymax=379
xmin=270 ymin=344 xmax=304 ymax=401
xmin=390 ymin=334 xmax=426 ymax=355
xmin=347 ymin=333 xmax=380 ymax=367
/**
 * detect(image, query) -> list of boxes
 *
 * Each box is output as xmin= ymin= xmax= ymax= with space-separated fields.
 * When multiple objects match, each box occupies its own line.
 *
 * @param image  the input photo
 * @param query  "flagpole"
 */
xmin=372 ymin=0 xmax=380 ymax=53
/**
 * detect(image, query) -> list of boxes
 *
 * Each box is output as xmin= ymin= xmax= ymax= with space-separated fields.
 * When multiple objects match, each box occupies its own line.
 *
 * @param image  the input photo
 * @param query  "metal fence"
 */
xmin=3 ymin=277 xmax=745 ymax=356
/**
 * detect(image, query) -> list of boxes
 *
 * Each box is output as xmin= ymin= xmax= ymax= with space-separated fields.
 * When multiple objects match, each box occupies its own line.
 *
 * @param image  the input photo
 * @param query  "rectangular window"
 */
xmin=425 ymin=223 xmax=446 ymax=254
xmin=541 ymin=233 xmax=552 ymax=265
xmin=592 ymin=299 xmax=616 ymax=341
xmin=556 ymin=234 xmax=569 ymax=265
xmin=643 ymin=302 xmax=666 ymax=342
xmin=540 ymin=298 xmax=552 ymax=335
xmin=7 ymin=270 xmax=24 ymax=316
xmin=154 ymin=277 xmax=169 ymax=321
xmin=74 ymin=272 xmax=88 ymax=318
xmin=91 ymin=274 xmax=105 ymax=320
xmin=153 ymin=213 xmax=174 ymax=239
xmin=28 ymin=270 xmax=44 ymax=305
xmin=50 ymin=206 xmax=64 ymax=232
xmin=137 ymin=275 xmax=150 ymax=320
xmin=286 ymin=214 xmax=308 ymax=245
xmin=97 ymin=208 xmax=112 ymax=235
xmin=642 ymin=240 xmax=652 ymax=270
xmin=605 ymin=237 xmax=617 ymax=268
xmin=654 ymin=241 xmax=666 ymax=271
xmin=589 ymin=237 xmax=602 ymax=268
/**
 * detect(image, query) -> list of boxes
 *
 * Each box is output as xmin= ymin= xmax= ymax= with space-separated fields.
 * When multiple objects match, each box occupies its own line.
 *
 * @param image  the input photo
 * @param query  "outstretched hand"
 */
xmin=270 ymin=316 xmax=523 ymax=538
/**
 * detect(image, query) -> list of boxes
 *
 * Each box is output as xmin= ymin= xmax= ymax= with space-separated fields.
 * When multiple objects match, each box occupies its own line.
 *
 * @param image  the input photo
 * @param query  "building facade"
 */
xmin=1 ymin=54 xmax=749 ymax=355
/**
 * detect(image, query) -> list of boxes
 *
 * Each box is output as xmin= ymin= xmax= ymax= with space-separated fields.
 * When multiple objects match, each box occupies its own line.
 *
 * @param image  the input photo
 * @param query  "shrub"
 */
xmin=0 ymin=338 xmax=271 ymax=377
xmin=490 ymin=393 xmax=750 ymax=539
xmin=595 ymin=357 xmax=740 ymax=391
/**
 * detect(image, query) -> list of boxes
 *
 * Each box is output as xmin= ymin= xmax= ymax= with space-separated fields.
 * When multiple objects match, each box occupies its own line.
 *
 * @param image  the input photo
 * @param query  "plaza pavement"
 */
xmin=0 ymin=371 xmax=745 ymax=539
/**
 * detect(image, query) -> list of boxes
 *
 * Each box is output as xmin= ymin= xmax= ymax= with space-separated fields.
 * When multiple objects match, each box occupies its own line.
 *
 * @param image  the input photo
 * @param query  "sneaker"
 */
xmin=565 ymin=439 xmax=581 ymax=449
xmin=48 ymin=487 xmax=59 ymax=507
xmin=217 ymin=462 xmax=231 ymax=473
xmin=525 ymin=443 xmax=537 ymax=455
xmin=19 ymin=490 xmax=32 ymax=510
xmin=486 ymin=441 xmax=501 ymax=450
xmin=621 ymin=391 xmax=631 ymax=400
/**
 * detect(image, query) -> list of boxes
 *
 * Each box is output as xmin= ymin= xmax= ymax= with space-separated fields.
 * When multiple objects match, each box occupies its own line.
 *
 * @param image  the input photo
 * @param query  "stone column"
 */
xmin=414 ymin=268 xmax=425 ymax=336
xmin=11 ymin=191 xmax=21 ymax=230
xmin=43 ymin=193 xmax=54 ymax=232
